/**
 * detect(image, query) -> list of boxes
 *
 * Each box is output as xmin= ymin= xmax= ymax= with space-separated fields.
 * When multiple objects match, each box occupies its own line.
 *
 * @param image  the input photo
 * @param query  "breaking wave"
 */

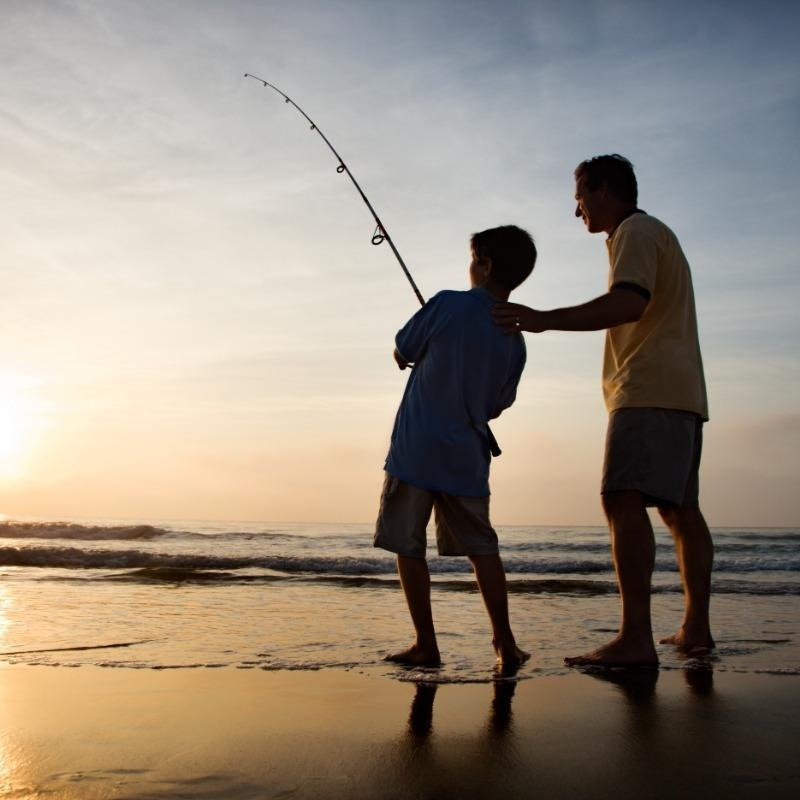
xmin=0 ymin=521 xmax=169 ymax=541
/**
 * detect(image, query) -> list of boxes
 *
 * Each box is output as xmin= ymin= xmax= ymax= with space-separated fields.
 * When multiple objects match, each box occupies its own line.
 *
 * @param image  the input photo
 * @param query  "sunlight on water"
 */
xmin=0 ymin=740 xmax=8 ymax=798
xmin=0 ymin=521 xmax=797 ymax=678
xmin=0 ymin=586 xmax=10 ymax=650
xmin=0 ymin=661 xmax=12 ymax=797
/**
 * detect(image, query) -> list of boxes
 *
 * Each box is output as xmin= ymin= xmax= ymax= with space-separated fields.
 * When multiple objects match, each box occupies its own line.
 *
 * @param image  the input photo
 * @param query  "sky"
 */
xmin=0 ymin=0 xmax=798 ymax=526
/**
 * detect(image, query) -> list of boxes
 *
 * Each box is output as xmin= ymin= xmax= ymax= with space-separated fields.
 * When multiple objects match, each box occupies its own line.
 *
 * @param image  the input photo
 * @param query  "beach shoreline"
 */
xmin=1 ymin=664 xmax=797 ymax=799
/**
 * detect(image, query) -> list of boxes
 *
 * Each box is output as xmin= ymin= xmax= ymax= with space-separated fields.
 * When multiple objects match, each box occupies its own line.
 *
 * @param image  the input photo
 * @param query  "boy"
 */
xmin=374 ymin=225 xmax=536 ymax=668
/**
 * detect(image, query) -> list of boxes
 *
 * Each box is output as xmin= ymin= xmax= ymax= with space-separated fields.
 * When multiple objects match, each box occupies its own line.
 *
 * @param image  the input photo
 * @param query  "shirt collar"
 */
xmin=607 ymin=208 xmax=646 ymax=240
xmin=470 ymin=286 xmax=504 ymax=304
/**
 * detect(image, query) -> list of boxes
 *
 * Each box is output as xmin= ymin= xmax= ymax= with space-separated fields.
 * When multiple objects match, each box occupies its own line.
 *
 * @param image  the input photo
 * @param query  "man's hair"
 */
xmin=574 ymin=154 xmax=638 ymax=205
xmin=470 ymin=225 xmax=537 ymax=291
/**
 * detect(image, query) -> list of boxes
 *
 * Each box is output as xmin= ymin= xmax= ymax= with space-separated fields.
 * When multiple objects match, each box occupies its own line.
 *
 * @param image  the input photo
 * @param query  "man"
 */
xmin=494 ymin=155 xmax=713 ymax=667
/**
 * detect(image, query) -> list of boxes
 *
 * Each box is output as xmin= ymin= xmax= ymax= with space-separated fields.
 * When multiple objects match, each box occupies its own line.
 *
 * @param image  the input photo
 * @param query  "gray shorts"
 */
xmin=374 ymin=473 xmax=499 ymax=558
xmin=602 ymin=407 xmax=703 ymax=508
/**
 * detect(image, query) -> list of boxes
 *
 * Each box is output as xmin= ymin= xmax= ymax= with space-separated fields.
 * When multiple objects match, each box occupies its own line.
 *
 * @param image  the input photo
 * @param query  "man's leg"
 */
xmin=658 ymin=505 xmax=714 ymax=652
xmin=469 ymin=553 xmax=529 ymax=667
xmin=565 ymin=490 xmax=658 ymax=667
xmin=385 ymin=555 xmax=441 ymax=666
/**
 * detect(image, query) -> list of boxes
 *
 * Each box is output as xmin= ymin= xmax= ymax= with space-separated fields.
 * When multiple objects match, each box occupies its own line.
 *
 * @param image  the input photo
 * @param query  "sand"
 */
xmin=0 ymin=665 xmax=797 ymax=799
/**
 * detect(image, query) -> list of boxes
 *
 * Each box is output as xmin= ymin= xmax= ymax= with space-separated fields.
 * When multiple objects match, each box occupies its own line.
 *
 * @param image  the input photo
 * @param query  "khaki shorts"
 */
xmin=374 ymin=474 xmax=499 ymax=558
xmin=602 ymin=407 xmax=703 ymax=508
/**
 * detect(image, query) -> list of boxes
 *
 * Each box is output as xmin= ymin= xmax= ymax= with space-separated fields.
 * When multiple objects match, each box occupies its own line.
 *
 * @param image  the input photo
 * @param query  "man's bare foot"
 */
xmin=493 ymin=639 xmax=530 ymax=668
xmin=659 ymin=628 xmax=715 ymax=655
xmin=384 ymin=644 xmax=441 ymax=666
xmin=565 ymin=634 xmax=658 ymax=669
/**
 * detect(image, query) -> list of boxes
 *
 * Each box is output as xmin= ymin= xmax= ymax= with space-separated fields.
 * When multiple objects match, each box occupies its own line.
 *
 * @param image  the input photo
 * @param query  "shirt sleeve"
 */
xmin=394 ymin=291 xmax=449 ymax=363
xmin=609 ymin=221 xmax=659 ymax=296
xmin=494 ymin=338 xmax=526 ymax=413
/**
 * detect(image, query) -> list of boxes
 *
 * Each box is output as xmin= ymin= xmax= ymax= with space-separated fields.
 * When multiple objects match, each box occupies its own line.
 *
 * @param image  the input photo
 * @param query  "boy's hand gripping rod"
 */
xmin=244 ymin=74 xmax=425 ymax=307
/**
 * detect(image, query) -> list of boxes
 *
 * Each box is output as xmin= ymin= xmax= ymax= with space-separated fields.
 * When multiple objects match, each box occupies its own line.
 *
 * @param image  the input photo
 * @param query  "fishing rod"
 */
xmin=244 ymin=73 xmax=425 ymax=307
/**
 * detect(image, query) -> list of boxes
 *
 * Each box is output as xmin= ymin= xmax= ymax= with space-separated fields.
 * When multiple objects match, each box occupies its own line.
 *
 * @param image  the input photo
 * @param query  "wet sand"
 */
xmin=0 ymin=665 xmax=797 ymax=799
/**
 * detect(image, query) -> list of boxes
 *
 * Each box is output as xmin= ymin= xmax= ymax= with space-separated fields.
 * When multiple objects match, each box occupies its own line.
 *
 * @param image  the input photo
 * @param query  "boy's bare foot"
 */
xmin=384 ymin=644 xmax=441 ymax=667
xmin=565 ymin=634 xmax=658 ymax=669
xmin=493 ymin=639 xmax=530 ymax=668
xmin=659 ymin=628 xmax=715 ymax=655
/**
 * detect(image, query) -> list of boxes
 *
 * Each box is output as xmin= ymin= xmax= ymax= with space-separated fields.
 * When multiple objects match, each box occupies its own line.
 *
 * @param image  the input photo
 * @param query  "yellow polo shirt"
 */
xmin=603 ymin=213 xmax=709 ymax=420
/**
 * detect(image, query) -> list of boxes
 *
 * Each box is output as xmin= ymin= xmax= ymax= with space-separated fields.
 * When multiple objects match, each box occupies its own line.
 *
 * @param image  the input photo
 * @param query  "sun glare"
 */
xmin=0 ymin=376 xmax=44 ymax=481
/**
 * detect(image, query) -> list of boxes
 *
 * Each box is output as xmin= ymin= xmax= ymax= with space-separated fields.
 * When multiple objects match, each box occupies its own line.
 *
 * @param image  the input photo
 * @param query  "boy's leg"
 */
xmin=435 ymin=493 xmax=528 ymax=667
xmin=469 ymin=553 xmax=529 ymax=667
xmin=386 ymin=555 xmax=441 ymax=666
xmin=374 ymin=474 xmax=440 ymax=666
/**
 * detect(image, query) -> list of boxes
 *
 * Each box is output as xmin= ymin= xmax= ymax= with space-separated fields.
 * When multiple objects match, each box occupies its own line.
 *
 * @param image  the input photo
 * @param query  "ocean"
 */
xmin=1 ymin=519 xmax=797 ymax=681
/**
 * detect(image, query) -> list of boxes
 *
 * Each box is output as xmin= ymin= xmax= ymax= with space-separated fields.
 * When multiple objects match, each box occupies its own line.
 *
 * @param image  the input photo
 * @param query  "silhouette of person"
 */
xmin=494 ymin=155 xmax=714 ymax=668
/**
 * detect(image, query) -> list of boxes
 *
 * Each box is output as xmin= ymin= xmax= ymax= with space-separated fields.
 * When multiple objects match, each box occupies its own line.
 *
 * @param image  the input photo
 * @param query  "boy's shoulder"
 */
xmin=428 ymin=287 xmax=494 ymax=310
xmin=428 ymin=288 xmax=467 ymax=303
xmin=417 ymin=290 xmax=493 ymax=330
xmin=418 ymin=289 xmax=467 ymax=319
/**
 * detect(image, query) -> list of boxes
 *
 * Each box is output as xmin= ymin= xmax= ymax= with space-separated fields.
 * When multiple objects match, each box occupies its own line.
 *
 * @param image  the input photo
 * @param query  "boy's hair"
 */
xmin=470 ymin=225 xmax=537 ymax=291
xmin=574 ymin=154 xmax=638 ymax=205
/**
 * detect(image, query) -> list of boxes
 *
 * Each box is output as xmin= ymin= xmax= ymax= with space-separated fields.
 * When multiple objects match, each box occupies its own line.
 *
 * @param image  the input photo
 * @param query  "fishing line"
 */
xmin=244 ymin=73 xmax=425 ymax=306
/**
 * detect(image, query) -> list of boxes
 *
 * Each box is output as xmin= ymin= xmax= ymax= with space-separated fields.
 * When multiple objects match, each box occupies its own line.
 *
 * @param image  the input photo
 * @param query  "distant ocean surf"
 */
xmin=1 ymin=520 xmax=797 ymax=680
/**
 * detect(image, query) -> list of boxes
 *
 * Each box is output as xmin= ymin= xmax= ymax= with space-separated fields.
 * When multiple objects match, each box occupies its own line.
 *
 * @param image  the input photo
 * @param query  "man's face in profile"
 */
xmin=574 ymin=176 xmax=608 ymax=234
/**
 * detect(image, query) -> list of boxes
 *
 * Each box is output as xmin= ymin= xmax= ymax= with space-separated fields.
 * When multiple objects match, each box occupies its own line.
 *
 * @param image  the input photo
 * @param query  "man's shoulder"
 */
xmin=617 ymin=213 xmax=678 ymax=243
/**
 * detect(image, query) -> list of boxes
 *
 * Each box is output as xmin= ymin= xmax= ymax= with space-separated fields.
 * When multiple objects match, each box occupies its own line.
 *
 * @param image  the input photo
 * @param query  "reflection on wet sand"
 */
xmin=581 ymin=665 xmax=660 ymax=704
xmin=407 ymin=683 xmax=436 ymax=740
xmin=392 ymin=663 xmax=725 ymax=799
xmin=579 ymin=662 xmax=715 ymax=702
xmin=405 ymin=679 xmax=518 ymax=744
xmin=683 ymin=665 xmax=714 ymax=696
xmin=488 ymin=680 xmax=516 ymax=736
xmin=0 ymin=666 xmax=796 ymax=799
xmin=393 ymin=677 xmax=521 ymax=799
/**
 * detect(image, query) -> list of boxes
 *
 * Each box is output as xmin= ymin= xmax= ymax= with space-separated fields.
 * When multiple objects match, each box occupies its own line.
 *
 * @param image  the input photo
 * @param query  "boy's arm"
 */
xmin=491 ymin=340 xmax=526 ymax=418
xmin=392 ymin=292 xmax=448 ymax=367
xmin=393 ymin=348 xmax=410 ymax=370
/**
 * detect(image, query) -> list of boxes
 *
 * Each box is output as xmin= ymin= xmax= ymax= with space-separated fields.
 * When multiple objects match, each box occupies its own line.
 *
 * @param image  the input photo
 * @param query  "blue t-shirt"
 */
xmin=384 ymin=287 xmax=526 ymax=497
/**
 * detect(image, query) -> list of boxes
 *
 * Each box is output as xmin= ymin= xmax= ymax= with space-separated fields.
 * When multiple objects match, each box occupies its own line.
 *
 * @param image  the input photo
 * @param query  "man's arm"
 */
xmin=492 ymin=287 xmax=647 ymax=333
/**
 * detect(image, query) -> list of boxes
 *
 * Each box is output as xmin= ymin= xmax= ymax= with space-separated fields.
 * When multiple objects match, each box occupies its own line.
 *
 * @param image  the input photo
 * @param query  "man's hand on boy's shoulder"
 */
xmin=492 ymin=302 xmax=549 ymax=334
xmin=393 ymin=348 xmax=411 ymax=370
